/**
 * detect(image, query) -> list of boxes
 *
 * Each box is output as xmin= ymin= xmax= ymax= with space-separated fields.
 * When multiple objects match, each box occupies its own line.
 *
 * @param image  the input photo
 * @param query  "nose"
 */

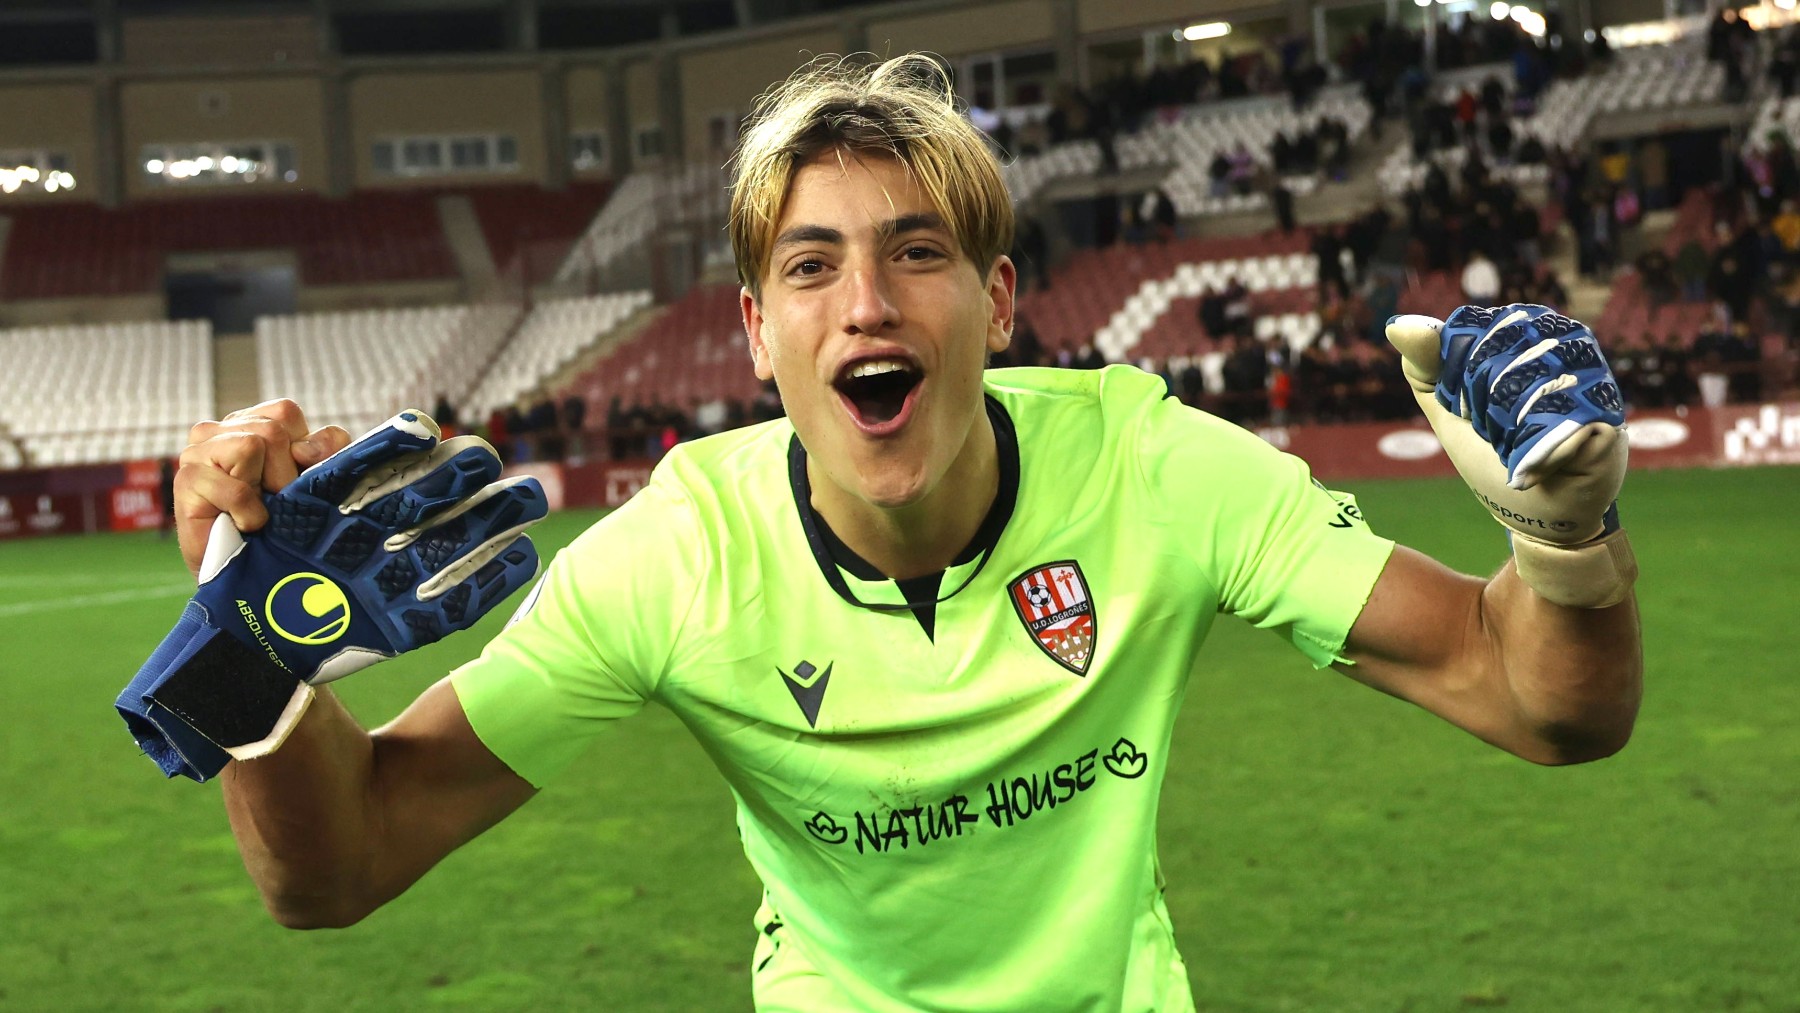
xmin=841 ymin=262 xmax=899 ymax=337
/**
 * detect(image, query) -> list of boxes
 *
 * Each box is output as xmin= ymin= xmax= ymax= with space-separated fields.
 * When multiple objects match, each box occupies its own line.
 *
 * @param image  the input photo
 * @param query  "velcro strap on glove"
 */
xmin=1512 ymin=529 xmax=1638 ymax=609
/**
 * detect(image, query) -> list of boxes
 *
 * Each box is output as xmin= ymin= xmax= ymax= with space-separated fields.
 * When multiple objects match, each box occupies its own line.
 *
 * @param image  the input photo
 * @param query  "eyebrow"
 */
xmin=771 ymin=212 xmax=949 ymax=254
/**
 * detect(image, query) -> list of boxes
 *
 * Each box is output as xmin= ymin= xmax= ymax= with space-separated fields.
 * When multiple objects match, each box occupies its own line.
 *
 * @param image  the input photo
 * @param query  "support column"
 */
xmin=322 ymin=69 xmax=353 ymax=197
xmin=542 ymin=60 xmax=570 ymax=190
xmin=1314 ymin=4 xmax=1329 ymax=68
xmin=606 ymin=59 xmax=633 ymax=176
xmin=1051 ymin=0 xmax=1080 ymax=86
xmin=510 ymin=0 xmax=538 ymax=52
xmin=842 ymin=14 xmax=869 ymax=54
xmin=94 ymin=72 xmax=124 ymax=208
xmin=657 ymin=50 xmax=685 ymax=164
xmin=93 ymin=0 xmax=121 ymax=65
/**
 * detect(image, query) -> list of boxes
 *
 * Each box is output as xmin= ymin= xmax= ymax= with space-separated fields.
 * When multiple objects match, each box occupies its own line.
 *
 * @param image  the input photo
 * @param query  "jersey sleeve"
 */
xmin=450 ymin=473 xmax=706 ymax=787
xmin=1131 ymin=383 xmax=1395 ymax=668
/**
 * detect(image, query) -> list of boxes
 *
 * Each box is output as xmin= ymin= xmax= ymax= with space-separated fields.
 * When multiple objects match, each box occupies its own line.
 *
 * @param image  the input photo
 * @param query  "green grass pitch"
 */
xmin=1 ymin=466 xmax=1795 ymax=1012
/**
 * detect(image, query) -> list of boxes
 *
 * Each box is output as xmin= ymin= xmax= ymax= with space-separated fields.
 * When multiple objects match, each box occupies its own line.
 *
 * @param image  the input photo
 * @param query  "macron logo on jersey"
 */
xmin=778 ymin=660 xmax=832 ymax=728
xmin=1008 ymin=561 xmax=1096 ymax=675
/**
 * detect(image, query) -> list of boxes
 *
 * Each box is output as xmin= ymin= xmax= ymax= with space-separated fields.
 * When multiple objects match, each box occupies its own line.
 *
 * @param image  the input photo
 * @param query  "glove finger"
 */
xmin=290 ymin=410 xmax=441 ymax=507
xmin=409 ymin=477 xmax=549 ymax=599
xmin=397 ymin=533 xmax=542 ymax=650
xmin=1512 ymin=420 xmax=1621 ymax=491
xmin=344 ymin=436 xmax=504 ymax=536
xmin=1384 ymin=314 xmax=1446 ymax=390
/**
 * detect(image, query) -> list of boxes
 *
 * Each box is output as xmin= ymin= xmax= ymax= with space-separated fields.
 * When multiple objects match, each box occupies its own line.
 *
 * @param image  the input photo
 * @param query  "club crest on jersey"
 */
xmin=1008 ymin=561 xmax=1096 ymax=675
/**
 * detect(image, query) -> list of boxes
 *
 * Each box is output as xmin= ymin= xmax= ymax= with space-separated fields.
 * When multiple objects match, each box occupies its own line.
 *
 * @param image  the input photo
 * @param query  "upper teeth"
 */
xmin=846 ymin=359 xmax=910 ymax=379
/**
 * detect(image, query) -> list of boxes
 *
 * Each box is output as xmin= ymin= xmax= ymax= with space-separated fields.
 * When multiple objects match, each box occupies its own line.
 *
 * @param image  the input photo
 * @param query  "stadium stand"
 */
xmin=0 ymin=319 xmax=211 ymax=465
xmin=465 ymin=290 xmax=653 ymax=419
xmin=1118 ymin=86 xmax=1370 ymax=217
xmin=256 ymin=303 xmax=516 ymax=435
xmin=0 ymin=191 xmax=458 ymax=301
xmin=1018 ymin=231 xmax=1319 ymax=359
xmin=1378 ymin=43 xmax=1723 ymax=195
xmin=465 ymin=182 xmax=615 ymax=277
xmin=553 ymin=165 xmax=727 ymax=288
xmin=563 ymin=283 xmax=758 ymax=411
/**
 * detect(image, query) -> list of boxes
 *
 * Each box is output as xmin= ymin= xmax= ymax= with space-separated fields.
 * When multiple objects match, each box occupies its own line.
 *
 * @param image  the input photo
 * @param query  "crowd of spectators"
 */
xmin=512 ymin=16 xmax=1800 ymax=462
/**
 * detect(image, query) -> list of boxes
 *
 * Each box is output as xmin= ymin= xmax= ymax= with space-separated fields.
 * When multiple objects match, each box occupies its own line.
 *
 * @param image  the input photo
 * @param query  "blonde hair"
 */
xmin=729 ymin=53 xmax=1014 ymax=299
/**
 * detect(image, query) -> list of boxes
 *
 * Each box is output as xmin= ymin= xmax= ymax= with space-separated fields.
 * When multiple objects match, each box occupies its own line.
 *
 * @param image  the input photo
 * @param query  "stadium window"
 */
xmin=450 ymin=137 xmax=490 ymax=170
xmin=372 ymin=139 xmax=397 ymax=176
xmin=0 ymin=149 xmax=76 ymax=196
xmin=636 ymin=126 xmax=663 ymax=161
xmin=569 ymin=132 xmax=606 ymax=172
xmin=140 ymin=140 xmax=294 ymax=186
xmin=495 ymin=135 xmax=519 ymax=169
xmin=273 ymin=143 xmax=298 ymax=183
xmin=402 ymin=138 xmax=444 ymax=172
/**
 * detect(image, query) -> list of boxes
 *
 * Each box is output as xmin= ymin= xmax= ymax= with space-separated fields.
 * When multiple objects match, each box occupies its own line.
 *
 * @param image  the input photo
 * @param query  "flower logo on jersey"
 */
xmin=1103 ymin=738 xmax=1147 ymax=779
xmin=804 ymin=812 xmax=847 ymax=845
xmin=1008 ymin=560 xmax=1096 ymax=675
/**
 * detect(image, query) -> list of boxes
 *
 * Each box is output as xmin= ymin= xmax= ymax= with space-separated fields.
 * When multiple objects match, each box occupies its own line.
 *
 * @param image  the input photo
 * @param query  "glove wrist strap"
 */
xmin=1512 ymin=529 xmax=1638 ymax=609
xmin=116 ymin=600 xmax=312 ymax=781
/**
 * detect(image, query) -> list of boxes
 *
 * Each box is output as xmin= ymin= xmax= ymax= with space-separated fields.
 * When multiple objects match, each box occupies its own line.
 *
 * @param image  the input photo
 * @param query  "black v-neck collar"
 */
xmin=788 ymin=394 xmax=1020 ymax=638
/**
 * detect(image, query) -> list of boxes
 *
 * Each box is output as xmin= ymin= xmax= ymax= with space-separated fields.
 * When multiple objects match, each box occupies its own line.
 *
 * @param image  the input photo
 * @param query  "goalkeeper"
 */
xmin=138 ymin=54 xmax=1641 ymax=1012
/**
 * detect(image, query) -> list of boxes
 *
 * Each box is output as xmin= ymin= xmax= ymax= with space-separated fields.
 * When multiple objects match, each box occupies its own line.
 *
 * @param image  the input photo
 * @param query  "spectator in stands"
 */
xmin=485 ymin=407 xmax=511 ymax=464
xmin=1227 ymin=142 xmax=1258 ymax=195
xmin=1774 ymin=200 xmax=1800 ymax=261
xmin=562 ymin=394 xmax=587 ymax=458
xmin=433 ymin=395 xmax=461 ymax=437
xmin=1208 ymin=151 xmax=1232 ymax=199
xmin=1637 ymin=248 xmax=1677 ymax=316
xmin=1692 ymin=323 xmax=1734 ymax=408
xmin=160 ymin=456 xmax=176 ymax=540
xmin=1674 ymin=238 xmax=1711 ymax=303
xmin=1709 ymin=249 xmax=1756 ymax=325
xmin=1313 ymin=225 xmax=1348 ymax=298
xmin=1146 ymin=187 xmax=1178 ymax=243
xmin=1221 ymin=277 xmax=1253 ymax=337
xmin=1218 ymin=335 xmax=1267 ymax=424
xmin=1270 ymin=178 xmax=1297 ymax=233
xmin=1639 ymin=140 xmax=1669 ymax=212
xmin=1198 ymin=285 xmax=1229 ymax=337
xmin=1725 ymin=319 xmax=1764 ymax=402
xmin=1657 ymin=334 xmax=1696 ymax=407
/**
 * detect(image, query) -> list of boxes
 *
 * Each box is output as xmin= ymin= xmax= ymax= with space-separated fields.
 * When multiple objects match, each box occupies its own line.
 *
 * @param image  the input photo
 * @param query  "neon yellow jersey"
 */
xmin=453 ymin=365 xmax=1395 ymax=1011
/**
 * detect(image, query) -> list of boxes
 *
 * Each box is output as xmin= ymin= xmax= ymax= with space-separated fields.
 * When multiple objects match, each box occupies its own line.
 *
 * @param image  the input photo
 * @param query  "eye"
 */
xmin=901 ymin=245 xmax=942 ymax=262
xmin=788 ymin=257 xmax=825 ymax=278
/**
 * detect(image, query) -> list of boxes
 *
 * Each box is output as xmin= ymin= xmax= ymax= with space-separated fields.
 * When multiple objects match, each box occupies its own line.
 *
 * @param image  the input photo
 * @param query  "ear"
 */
xmin=985 ymin=255 xmax=1018 ymax=355
xmin=742 ymin=287 xmax=774 ymax=381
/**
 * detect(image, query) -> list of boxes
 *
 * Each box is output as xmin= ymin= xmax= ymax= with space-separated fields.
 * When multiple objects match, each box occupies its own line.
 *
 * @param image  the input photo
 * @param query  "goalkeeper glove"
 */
xmin=115 ymin=409 xmax=548 ymax=781
xmin=1386 ymin=305 xmax=1637 ymax=608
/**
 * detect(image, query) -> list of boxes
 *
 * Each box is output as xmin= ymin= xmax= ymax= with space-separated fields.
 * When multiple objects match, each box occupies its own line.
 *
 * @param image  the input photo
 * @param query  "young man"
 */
xmin=163 ymin=55 xmax=1640 ymax=1011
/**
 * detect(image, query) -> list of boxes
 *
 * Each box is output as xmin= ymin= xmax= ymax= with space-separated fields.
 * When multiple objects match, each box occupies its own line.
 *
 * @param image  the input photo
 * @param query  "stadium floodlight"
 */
xmin=221 ymin=155 xmax=239 ymax=173
xmin=1181 ymin=22 xmax=1231 ymax=41
xmin=1491 ymin=2 xmax=1510 ymax=18
xmin=146 ymin=159 xmax=164 ymax=173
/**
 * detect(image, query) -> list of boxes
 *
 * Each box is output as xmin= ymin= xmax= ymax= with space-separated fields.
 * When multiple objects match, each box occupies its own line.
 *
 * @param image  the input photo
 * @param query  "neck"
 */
xmin=809 ymin=408 xmax=999 ymax=581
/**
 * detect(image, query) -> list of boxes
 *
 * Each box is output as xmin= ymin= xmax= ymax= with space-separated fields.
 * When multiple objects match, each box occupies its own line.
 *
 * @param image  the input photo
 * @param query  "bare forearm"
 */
xmin=1482 ymin=560 xmax=1643 ymax=763
xmin=221 ymin=688 xmax=380 ymax=928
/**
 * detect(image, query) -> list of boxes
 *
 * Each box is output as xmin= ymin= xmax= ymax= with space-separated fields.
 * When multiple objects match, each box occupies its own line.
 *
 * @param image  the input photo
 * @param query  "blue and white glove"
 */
xmin=115 ymin=410 xmax=548 ymax=781
xmin=1387 ymin=305 xmax=1637 ymax=608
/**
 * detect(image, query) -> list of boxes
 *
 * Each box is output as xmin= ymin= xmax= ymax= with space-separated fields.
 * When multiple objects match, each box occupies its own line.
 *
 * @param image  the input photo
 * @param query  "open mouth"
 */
xmin=833 ymin=357 xmax=923 ymax=431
